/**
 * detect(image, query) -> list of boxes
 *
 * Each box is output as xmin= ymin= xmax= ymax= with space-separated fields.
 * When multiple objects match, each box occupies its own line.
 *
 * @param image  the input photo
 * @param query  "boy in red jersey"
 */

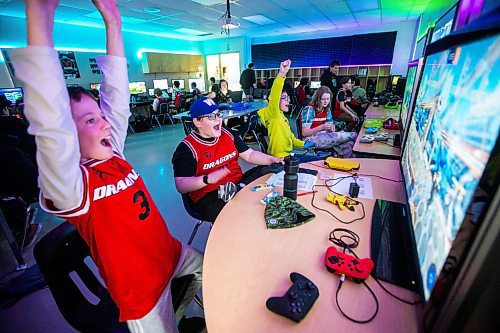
xmin=9 ymin=1 xmax=202 ymax=332
xmin=172 ymin=97 xmax=282 ymax=222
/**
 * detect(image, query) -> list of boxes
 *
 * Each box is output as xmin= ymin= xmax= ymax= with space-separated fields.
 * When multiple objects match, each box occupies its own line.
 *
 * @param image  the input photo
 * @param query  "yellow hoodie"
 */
xmin=258 ymin=76 xmax=304 ymax=158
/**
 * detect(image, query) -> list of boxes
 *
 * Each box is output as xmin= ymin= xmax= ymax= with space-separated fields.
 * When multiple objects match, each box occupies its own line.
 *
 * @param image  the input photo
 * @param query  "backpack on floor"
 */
xmin=133 ymin=114 xmax=151 ymax=133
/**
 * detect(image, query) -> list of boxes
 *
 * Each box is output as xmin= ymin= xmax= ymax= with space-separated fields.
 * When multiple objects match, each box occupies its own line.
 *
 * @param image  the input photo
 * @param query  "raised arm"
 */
xmin=10 ymin=0 xmax=84 ymax=210
xmin=265 ymin=59 xmax=291 ymax=119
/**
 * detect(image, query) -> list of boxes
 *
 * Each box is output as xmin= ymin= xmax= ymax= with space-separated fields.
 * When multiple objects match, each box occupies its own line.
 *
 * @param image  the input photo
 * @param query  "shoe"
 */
xmin=178 ymin=316 xmax=206 ymax=333
xmin=24 ymin=224 xmax=42 ymax=248
xmin=218 ymin=182 xmax=237 ymax=203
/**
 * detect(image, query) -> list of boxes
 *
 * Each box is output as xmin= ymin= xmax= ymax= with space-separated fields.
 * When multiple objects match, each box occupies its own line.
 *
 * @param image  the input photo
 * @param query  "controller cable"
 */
xmin=310 ymin=177 xmax=366 ymax=224
xmin=328 ymin=228 xmax=379 ymax=323
xmin=301 ymin=161 xmax=403 ymax=183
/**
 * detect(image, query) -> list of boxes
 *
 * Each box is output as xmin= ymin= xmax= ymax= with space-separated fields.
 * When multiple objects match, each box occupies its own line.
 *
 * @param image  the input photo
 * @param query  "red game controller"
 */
xmin=324 ymin=247 xmax=374 ymax=283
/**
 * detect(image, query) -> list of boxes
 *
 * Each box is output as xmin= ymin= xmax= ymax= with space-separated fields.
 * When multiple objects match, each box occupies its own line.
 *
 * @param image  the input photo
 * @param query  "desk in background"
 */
xmin=353 ymin=125 xmax=401 ymax=159
xmin=203 ymin=159 xmax=419 ymax=333
xmin=364 ymin=104 xmax=400 ymax=119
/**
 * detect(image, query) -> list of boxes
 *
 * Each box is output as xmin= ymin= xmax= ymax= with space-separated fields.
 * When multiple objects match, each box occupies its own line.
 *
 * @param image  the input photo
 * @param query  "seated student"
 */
xmin=10 ymin=1 xmax=202 ymax=332
xmin=171 ymin=80 xmax=184 ymax=99
xmin=257 ymin=78 xmax=268 ymax=89
xmin=161 ymin=88 xmax=170 ymax=100
xmin=152 ymin=88 xmax=167 ymax=113
xmin=207 ymin=79 xmax=231 ymax=104
xmin=172 ymin=97 xmax=281 ymax=222
xmin=300 ymin=86 xmax=357 ymax=158
xmin=209 ymin=77 xmax=219 ymax=94
xmin=334 ymin=77 xmax=359 ymax=131
xmin=351 ymin=76 xmax=370 ymax=106
xmin=296 ymin=78 xmax=311 ymax=106
xmin=347 ymin=75 xmax=368 ymax=116
xmin=190 ymin=82 xmax=201 ymax=97
xmin=257 ymin=59 xmax=319 ymax=162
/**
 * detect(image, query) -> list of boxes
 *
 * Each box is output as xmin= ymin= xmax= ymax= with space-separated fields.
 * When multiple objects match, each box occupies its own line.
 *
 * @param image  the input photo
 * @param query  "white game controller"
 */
xmin=374 ymin=133 xmax=389 ymax=141
xmin=360 ymin=135 xmax=374 ymax=143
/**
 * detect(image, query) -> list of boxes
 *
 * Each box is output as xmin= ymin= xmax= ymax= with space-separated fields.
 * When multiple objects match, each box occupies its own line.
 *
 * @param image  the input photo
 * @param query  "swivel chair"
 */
xmin=34 ymin=222 xmax=197 ymax=333
xmin=181 ymin=194 xmax=212 ymax=246
xmin=159 ymin=102 xmax=174 ymax=125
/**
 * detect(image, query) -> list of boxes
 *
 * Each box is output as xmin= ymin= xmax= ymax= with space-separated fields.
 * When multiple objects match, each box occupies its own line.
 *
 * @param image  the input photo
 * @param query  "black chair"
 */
xmin=169 ymin=96 xmax=187 ymax=116
xmin=159 ymin=102 xmax=174 ymax=125
xmin=34 ymin=222 xmax=196 ymax=333
xmin=181 ymin=116 xmax=195 ymax=136
xmin=181 ymin=194 xmax=213 ymax=245
xmin=288 ymin=92 xmax=300 ymax=118
xmin=252 ymin=88 xmax=263 ymax=99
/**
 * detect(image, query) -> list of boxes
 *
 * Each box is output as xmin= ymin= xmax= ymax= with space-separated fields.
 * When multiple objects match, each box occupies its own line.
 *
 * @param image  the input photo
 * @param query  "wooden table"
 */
xmin=203 ymin=159 xmax=420 ymax=333
xmin=353 ymin=126 xmax=402 ymax=160
xmin=173 ymin=99 xmax=268 ymax=120
xmin=364 ymin=104 xmax=401 ymax=119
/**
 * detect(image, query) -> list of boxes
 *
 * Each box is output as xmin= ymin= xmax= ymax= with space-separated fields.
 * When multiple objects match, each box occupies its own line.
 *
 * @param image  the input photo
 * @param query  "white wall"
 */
xmin=0 ymin=15 xmax=201 ymax=90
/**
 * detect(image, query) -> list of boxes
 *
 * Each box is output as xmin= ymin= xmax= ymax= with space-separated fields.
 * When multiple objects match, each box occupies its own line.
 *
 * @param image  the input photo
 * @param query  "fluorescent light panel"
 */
xmin=243 ymin=15 xmax=276 ymax=25
xmin=191 ymin=0 xmax=226 ymax=5
xmin=174 ymin=28 xmax=210 ymax=35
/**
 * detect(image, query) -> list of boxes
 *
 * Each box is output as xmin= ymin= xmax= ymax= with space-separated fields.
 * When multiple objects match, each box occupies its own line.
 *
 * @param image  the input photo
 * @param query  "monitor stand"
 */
xmin=370 ymin=199 xmax=421 ymax=293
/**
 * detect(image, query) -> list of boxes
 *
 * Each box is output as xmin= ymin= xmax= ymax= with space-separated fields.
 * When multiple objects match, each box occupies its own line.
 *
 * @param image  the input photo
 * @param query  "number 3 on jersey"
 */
xmin=133 ymin=190 xmax=150 ymax=220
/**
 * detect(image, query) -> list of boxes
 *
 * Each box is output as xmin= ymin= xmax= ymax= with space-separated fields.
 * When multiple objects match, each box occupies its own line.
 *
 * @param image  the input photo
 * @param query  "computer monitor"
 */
xmin=129 ymin=82 xmax=146 ymax=95
xmin=90 ymin=83 xmax=101 ymax=91
xmin=171 ymin=79 xmax=185 ymax=89
xmin=294 ymin=81 xmax=300 ymax=88
xmin=310 ymin=81 xmax=321 ymax=89
xmin=229 ymin=90 xmax=243 ymax=103
xmin=400 ymin=59 xmax=425 ymax=149
xmin=431 ymin=4 xmax=458 ymax=43
xmin=391 ymin=75 xmax=401 ymax=86
xmin=153 ymin=79 xmax=169 ymax=90
xmin=148 ymin=89 xmax=155 ymax=96
xmin=0 ymin=87 xmax=23 ymax=106
xmin=188 ymin=78 xmax=206 ymax=92
xmin=401 ymin=30 xmax=500 ymax=301
xmin=412 ymin=28 xmax=433 ymax=61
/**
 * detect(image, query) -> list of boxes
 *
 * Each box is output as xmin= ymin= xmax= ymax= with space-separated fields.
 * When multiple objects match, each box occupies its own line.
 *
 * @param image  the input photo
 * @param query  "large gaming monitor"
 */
xmin=401 ymin=27 xmax=500 ymax=301
xmin=400 ymin=58 xmax=424 ymax=148
xmin=153 ymin=79 xmax=169 ymax=90
xmin=0 ymin=87 xmax=23 ymax=105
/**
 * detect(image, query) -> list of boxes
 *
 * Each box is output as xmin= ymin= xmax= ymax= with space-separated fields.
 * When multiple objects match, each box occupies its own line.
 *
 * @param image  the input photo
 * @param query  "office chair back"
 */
xmin=181 ymin=116 xmax=195 ymax=136
xmin=181 ymin=194 xmax=213 ymax=245
xmin=34 ymin=222 xmax=194 ymax=333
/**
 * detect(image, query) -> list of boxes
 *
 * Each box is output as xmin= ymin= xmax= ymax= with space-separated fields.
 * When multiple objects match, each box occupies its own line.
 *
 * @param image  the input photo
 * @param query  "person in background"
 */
xmin=161 ymin=88 xmax=170 ymax=100
xmin=190 ymin=82 xmax=201 ymax=98
xmin=320 ymin=59 xmax=341 ymax=98
xmin=209 ymin=77 xmax=219 ymax=93
xmin=172 ymin=97 xmax=282 ymax=222
xmin=152 ymin=88 xmax=167 ymax=113
xmin=351 ymin=76 xmax=370 ymax=106
xmin=171 ymin=80 xmax=184 ymax=99
xmin=257 ymin=78 xmax=268 ymax=89
xmin=9 ymin=1 xmax=203 ymax=332
xmin=300 ymin=86 xmax=357 ymax=158
xmin=334 ymin=77 xmax=358 ymax=131
xmin=258 ymin=59 xmax=320 ymax=162
xmin=207 ymin=79 xmax=232 ymax=104
xmin=239 ymin=63 xmax=256 ymax=96
xmin=295 ymin=77 xmax=311 ymax=107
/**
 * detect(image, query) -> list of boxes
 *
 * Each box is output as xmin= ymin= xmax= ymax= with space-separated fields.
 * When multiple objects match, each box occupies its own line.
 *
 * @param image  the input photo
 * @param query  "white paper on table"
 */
xmin=330 ymin=173 xmax=374 ymax=199
xmin=266 ymin=171 xmax=317 ymax=192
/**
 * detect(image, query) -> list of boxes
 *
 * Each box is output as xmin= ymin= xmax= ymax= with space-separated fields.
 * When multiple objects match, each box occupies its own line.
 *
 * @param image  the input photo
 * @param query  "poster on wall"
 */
xmin=88 ymin=57 xmax=102 ymax=75
xmin=58 ymin=51 xmax=80 ymax=79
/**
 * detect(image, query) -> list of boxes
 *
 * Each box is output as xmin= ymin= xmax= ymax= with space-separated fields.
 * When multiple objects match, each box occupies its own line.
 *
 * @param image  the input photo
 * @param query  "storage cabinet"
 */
xmin=255 ymin=65 xmax=391 ymax=93
xmin=142 ymin=53 xmax=204 ymax=73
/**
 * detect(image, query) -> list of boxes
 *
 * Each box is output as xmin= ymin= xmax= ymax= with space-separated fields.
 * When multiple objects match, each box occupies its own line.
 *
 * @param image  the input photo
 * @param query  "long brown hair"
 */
xmin=311 ymin=86 xmax=332 ymax=112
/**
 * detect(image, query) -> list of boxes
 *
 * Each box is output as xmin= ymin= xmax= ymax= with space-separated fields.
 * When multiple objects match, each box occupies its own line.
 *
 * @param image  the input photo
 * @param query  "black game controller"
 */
xmin=266 ymin=272 xmax=319 ymax=322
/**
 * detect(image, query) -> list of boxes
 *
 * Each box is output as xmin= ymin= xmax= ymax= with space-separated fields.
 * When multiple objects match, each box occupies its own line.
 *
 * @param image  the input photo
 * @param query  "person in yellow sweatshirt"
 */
xmin=258 ymin=59 xmax=322 ymax=162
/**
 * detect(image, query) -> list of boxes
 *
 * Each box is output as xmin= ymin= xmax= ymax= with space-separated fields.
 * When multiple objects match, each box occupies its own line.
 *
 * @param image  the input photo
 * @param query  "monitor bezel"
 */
xmin=400 ymin=14 xmax=500 ymax=306
xmin=431 ymin=3 xmax=459 ymax=44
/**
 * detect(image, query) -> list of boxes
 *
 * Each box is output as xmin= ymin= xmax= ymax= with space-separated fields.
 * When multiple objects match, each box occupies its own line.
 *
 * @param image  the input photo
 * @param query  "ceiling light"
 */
xmin=143 ymin=7 xmax=161 ymax=14
xmin=218 ymin=0 xmax=240 ymax=36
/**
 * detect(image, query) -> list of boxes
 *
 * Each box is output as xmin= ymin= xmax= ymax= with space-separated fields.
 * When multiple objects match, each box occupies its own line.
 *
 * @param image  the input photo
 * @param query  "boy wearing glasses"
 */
xmin=173 ymin=97 xmax=281 ymax=222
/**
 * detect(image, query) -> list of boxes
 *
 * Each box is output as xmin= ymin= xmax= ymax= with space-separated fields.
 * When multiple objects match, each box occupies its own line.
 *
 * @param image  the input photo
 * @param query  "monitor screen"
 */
xmin=401 ymin=66 xmax=417 ymax=136
xmin=153 ymin=79 xmax=169 ymax=90
xmin=90 ymin=83 xmax=101 ymax=91
xmin=392 ymin=75 xmax=401 ymax=86
xmin=0 ymin=87 xmax=23 ymax=105
xmin=129 ymin=82 xmax=146 ymax=94
xmin=431 ymin=4 xmax=457 ymax=43
xmin=188 ymin=78 xmax=206 ymax=92
xmin=401 ymin=33 xmax=500 ymax=300
xmin=294 ymin=81 xmax=300 ymax=88
xmin=310 ymin=81 xmax=321 ymax=89
xmin=171 ymin=79 xmax=185 ymax=89
xmin=148 ymin=88 xmax=155 ymax=96
xmin=413 ymin=35 xmax=428 ymax=60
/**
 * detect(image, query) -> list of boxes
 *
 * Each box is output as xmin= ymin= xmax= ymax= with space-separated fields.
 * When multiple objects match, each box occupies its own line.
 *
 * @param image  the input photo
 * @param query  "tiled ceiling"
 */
xmin=0 ymin=0 xmax=440 ymax=40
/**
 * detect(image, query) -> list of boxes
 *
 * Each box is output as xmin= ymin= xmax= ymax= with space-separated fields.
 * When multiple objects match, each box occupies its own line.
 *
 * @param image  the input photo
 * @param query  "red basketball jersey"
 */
xmin=183 ymin=128 xmax=243 ymax=202
xmin=51 ymin=154 xmax=181 ymax=321
xmin=310 ymin=109 xmax=328 ymax=129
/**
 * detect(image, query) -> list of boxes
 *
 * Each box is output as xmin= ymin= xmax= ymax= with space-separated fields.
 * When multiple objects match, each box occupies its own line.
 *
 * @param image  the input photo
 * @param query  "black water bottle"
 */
xmin=283 ymin=153 xmax=299 ymax=200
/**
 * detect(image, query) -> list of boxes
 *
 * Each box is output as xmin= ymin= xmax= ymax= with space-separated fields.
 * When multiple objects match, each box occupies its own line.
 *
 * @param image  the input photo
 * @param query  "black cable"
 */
xmin=347 ymin=171 xmax=402 ymax=183
xmin=329 ymin=228 xmax=360 ymax=250
xmin=335 ymin=278 xmax=380 ymax=324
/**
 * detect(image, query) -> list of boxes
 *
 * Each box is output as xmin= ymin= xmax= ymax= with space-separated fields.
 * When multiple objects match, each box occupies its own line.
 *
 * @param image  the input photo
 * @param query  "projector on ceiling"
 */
xmin=218 ymin=17 xmax=240 ymax=29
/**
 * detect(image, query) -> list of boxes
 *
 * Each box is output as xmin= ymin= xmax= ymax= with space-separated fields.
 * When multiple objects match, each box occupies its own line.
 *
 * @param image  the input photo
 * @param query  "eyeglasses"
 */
xmin=202 ymin=112 xmax=223 ymax=120
xmin=280 ymin=96 xmax=290 ymax=101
